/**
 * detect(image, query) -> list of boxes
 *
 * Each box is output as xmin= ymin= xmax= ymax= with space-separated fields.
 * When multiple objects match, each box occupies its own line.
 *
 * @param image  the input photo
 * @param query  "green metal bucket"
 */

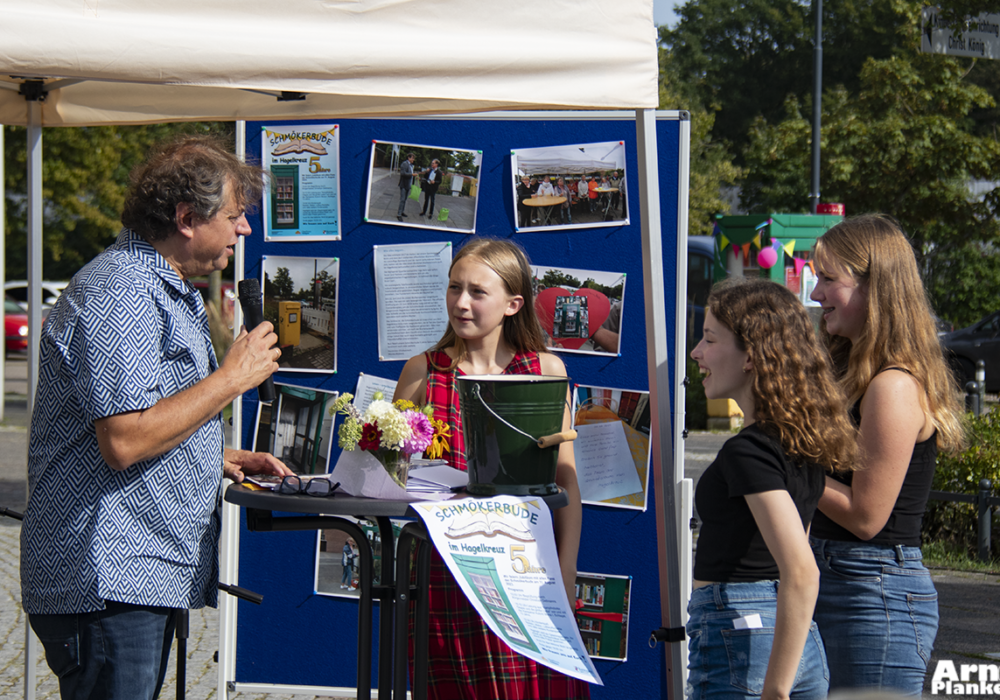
xmin=457 ymin=374 xmax=568 ymax=496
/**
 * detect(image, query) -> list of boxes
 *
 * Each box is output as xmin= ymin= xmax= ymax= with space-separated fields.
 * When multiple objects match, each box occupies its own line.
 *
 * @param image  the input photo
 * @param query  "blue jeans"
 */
xmin=811 ymin=538 xmax=938 ymax=696
xmin=29 ymin=600 xmax=177 ymax=700
xmin=686 ymin=581 xmax=829 ymax=700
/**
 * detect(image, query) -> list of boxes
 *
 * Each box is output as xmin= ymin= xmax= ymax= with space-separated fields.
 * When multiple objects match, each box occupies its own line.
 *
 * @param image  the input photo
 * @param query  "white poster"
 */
xmin=411 ymin=496 xmax=603 ymax=685
xmin=373 ymin=242 xmax=452 ymax=361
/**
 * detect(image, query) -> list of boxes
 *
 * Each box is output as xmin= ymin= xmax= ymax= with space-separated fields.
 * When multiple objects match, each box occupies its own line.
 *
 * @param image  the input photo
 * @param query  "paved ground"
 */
xmin=1 ymin=355 xmax=998 ymax=698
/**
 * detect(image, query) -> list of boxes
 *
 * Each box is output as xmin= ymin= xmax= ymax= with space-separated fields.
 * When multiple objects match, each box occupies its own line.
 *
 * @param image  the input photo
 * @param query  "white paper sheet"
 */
xmin=373 ymin=242 xmax=452 ymax=361
xmin=353 ymin=374 xmax=399 ymax=414
xmin=573 ymin=421 xmax=643 ymax=502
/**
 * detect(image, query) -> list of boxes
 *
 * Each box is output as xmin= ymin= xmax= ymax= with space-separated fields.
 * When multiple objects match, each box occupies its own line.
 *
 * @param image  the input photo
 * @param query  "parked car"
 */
xmin=932 ymin=313 xmax=954 ymax=336
xmin=940 ymin=310 xmax=1000 ymax=392
xmin=4 ymin=297 xmax=29 ymax=354
xmin=4 ymin=280 xmax=68 ymax=312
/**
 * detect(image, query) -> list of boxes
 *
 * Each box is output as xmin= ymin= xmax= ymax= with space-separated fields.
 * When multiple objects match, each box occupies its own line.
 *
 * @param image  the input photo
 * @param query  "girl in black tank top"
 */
xmin=809 ymin=215 xmax=965 ymax=695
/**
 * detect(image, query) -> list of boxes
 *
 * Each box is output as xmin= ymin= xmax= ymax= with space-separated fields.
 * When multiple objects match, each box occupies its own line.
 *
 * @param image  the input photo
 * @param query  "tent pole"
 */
xmin=636 ymin=108 xmax=685 ymax=700
xmin=22 ymin=98 xmax=42 ymax=700
xmin=218 ymin=119 xmax=248 ymax=699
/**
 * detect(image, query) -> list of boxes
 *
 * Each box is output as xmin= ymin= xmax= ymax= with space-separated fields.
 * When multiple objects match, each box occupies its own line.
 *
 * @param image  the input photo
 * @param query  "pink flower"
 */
xmin=401 ymin=410 xmax=434 ymax=454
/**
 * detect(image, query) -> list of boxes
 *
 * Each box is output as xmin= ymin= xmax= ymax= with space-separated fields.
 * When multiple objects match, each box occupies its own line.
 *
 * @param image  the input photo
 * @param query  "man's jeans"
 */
xmin=398 ymin=186 xmax=409 ymax=216
xmin=29 ymin=600 xmax=178 ymax=700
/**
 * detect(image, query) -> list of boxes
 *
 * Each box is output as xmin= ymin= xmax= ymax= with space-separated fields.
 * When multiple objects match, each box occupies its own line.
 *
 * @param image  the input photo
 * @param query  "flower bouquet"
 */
xmin=331 ymin=392 xmax=450 ymax=488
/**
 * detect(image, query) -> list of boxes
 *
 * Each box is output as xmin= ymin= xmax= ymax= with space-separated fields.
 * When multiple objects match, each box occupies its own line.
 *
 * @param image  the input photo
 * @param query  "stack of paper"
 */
xmin=407 ymin=464 xmax=469 ymax=493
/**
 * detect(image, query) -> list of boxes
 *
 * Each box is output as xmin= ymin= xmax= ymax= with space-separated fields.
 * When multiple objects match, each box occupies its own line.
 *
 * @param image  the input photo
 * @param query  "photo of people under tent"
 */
xmin=512 ymin=141 xmax=628 ymax=231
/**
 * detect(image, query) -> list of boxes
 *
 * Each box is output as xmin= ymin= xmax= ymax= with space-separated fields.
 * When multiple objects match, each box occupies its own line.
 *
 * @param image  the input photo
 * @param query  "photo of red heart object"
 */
xmin=534 ymin=286 xmax=611 ymax=350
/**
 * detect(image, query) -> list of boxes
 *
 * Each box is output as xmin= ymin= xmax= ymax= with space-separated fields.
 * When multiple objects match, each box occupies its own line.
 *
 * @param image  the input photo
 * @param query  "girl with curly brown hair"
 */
xmin=687 ymin=278 xmax=856 ymax=700
xmin=809 ymin=214 xmax=965 ymax=694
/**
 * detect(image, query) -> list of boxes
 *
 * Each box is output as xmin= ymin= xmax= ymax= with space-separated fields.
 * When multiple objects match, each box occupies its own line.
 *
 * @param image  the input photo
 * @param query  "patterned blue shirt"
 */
xmin=21 ymin=229 xmax=224 ymax=615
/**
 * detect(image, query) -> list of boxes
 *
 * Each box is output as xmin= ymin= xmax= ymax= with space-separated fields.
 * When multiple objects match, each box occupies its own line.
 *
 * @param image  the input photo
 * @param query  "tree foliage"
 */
xmin=660 ymin=0 xmax=1000 ymax=326
xmin=658 ymin=46 xmax=743 ymax=234
xmin=3 ymin=123 xmax=234 ymax=281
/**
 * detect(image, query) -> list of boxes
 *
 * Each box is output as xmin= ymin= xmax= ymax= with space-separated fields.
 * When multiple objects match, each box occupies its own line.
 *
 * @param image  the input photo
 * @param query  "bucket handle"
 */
xmin=469 ymin=383 xmax=577 ymax=449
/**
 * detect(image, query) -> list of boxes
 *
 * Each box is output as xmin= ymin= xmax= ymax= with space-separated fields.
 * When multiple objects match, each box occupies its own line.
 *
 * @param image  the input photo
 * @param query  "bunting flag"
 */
xmin=794 ymin=257 xmax=809 ymax=276
xmin=751 ymin=232 xmax=761 ymax=249
xmin=719 ymin=233 xmax=730 ymax=250
xmin=783 ymin=240 xmax=797 ymax=257
xmin=742 ymin=242 xmax=751 ymax=260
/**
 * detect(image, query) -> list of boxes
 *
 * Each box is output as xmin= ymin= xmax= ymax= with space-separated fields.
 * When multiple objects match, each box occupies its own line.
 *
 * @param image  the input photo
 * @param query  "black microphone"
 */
xmin=237 ymin=278 xmax=276 ymax=404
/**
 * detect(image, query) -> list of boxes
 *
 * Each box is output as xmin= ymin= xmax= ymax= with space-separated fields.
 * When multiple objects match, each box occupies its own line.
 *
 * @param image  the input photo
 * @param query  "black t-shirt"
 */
xmin=694 ymin=423 xmax=826 ymax=582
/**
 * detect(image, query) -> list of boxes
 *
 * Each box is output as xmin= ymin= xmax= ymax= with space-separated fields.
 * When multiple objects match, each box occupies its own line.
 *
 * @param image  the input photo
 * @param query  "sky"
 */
xmin=653 ymin=0 xmax=681 ymax=27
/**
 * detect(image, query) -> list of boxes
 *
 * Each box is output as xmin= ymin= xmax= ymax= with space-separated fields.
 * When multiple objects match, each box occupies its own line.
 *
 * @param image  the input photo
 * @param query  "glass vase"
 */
xmin=374 ymin=449 xmax=411 ymax=489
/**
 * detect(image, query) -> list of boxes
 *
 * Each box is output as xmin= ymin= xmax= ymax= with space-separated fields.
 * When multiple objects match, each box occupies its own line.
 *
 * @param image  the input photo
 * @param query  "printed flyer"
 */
xmin=262 ymin=124 xmax=341 ymax=241
xmin=411 ymin=496 xmax=603 ymax=685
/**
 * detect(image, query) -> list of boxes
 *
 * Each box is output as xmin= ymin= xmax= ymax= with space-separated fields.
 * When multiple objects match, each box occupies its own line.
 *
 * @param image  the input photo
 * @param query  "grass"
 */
xmin=922 ymin=540 xmax=1000 ymax=575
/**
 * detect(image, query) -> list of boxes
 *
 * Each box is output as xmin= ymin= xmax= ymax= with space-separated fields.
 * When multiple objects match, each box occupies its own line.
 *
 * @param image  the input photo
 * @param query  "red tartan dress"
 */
xmin=415 ymin=350 xmax=590 ymax=700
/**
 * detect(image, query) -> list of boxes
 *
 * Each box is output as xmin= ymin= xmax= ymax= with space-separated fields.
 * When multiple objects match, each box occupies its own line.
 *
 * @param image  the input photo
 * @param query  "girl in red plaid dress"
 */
xmin=395 ymin=238 xmax=588 ymax=699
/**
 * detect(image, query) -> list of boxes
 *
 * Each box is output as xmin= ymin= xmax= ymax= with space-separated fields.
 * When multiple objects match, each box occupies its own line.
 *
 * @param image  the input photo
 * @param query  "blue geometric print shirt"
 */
xmin=21 ymin=229 xmax=224 ymax=615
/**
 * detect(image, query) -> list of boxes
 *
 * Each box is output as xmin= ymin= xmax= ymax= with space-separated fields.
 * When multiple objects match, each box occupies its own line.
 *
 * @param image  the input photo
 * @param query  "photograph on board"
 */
xmin=252 ymin=383 xmax=338 ymax=476
xmin=261 ymin=123 xmax=341 ymax=241
xmin=365 ymin=140 xmax=482 ymax=233
xmin=261 ymin=255 xmax=339 ymax=373
xmin=531 ymin=264 xmax=625 ymax=355
xmin=571 ymin=385 xmax=651 ymax=510
xmin=511 ymin=141 xmax=627 ymax=231
xmin=574 ymin=572 xmax=632 ymax=661
xmin=314 ymin=516 xmax=409 ymax=599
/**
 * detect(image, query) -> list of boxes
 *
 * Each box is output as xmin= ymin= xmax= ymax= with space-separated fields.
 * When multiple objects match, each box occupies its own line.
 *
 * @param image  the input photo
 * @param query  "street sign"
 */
xmin=922 ymin=7 xmax=1000 ymax=59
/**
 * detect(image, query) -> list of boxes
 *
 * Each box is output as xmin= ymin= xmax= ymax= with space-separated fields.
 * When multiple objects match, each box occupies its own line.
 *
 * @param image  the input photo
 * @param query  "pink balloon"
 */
xmin=757 ymin=247 xmax=778 ymax=269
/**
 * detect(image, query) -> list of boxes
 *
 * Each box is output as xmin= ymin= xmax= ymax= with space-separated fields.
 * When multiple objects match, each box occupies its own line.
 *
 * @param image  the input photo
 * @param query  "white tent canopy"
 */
xmin=0 ymin=0 xmax=657 ymax=126
xmin=516 ymin=142 xmax=626 ymax=175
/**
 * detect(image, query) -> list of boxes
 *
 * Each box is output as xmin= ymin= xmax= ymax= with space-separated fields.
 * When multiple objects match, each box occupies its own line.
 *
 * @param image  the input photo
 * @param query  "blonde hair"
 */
xmin=431 ymin=238 xmax=547 ymax=369
xmin=708 ymin=278 xmax=858 ymax=472
xmin=814 ymin=214 xmax=965 ymax=453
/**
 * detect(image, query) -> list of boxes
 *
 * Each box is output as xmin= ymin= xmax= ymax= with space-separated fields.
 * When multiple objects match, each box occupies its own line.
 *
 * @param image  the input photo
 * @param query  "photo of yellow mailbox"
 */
xmin=278 ymin=300 xmax=301 ymax=347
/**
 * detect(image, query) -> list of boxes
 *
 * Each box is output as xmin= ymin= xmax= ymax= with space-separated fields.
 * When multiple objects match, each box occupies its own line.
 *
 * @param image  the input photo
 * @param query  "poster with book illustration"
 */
xmin=412 ymin=496 xmax=602 ymax=685
xmin=262 ymin=123 xmax=341 ymax=241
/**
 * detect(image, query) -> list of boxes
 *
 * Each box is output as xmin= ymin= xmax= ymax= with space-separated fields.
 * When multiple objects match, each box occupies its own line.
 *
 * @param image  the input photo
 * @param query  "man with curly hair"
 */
xmin=20 ymin=135 xmax=292 ymax=700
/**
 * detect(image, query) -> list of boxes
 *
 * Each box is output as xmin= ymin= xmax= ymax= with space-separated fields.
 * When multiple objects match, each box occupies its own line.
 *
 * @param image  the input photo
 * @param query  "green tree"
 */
xmin=271 ymin=267 xmax=294 ymax=299
xmin=541 ymin=270 xmax=582 ymax=288
xmin=3 ymin=123 xmax=233 ymax=281
xmin=741 ymin=52 xmax=1000 ymax=324
xmin=925 ymin=242 xmax=1000 ymax=329
xmin=658 ymin=42 xmax=743 ymax=234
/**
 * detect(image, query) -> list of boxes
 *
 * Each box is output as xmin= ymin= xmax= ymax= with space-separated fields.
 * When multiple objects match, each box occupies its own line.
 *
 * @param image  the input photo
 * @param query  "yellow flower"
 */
xmin=394 ymin=398 xmax=417 ymax=412
xmin=424 ymin=419 xmax=452 ymax=460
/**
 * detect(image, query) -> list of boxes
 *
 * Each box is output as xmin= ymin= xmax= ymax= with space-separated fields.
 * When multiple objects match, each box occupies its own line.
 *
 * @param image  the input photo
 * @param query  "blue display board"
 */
xmin=234 ymin=113 xmax=683 ymax=697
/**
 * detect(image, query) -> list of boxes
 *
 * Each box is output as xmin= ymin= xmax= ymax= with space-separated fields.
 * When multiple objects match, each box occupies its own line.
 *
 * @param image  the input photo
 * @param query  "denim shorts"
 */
xmin=686 ymin=580 xmax=829 ymax=700
xmin=811 ymin=538 xmax=938 ymax=696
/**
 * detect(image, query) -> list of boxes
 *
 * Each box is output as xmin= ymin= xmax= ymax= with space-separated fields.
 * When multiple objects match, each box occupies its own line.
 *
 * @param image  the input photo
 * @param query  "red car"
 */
xmin=5 ymin=298 xmax=29 ymax=354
